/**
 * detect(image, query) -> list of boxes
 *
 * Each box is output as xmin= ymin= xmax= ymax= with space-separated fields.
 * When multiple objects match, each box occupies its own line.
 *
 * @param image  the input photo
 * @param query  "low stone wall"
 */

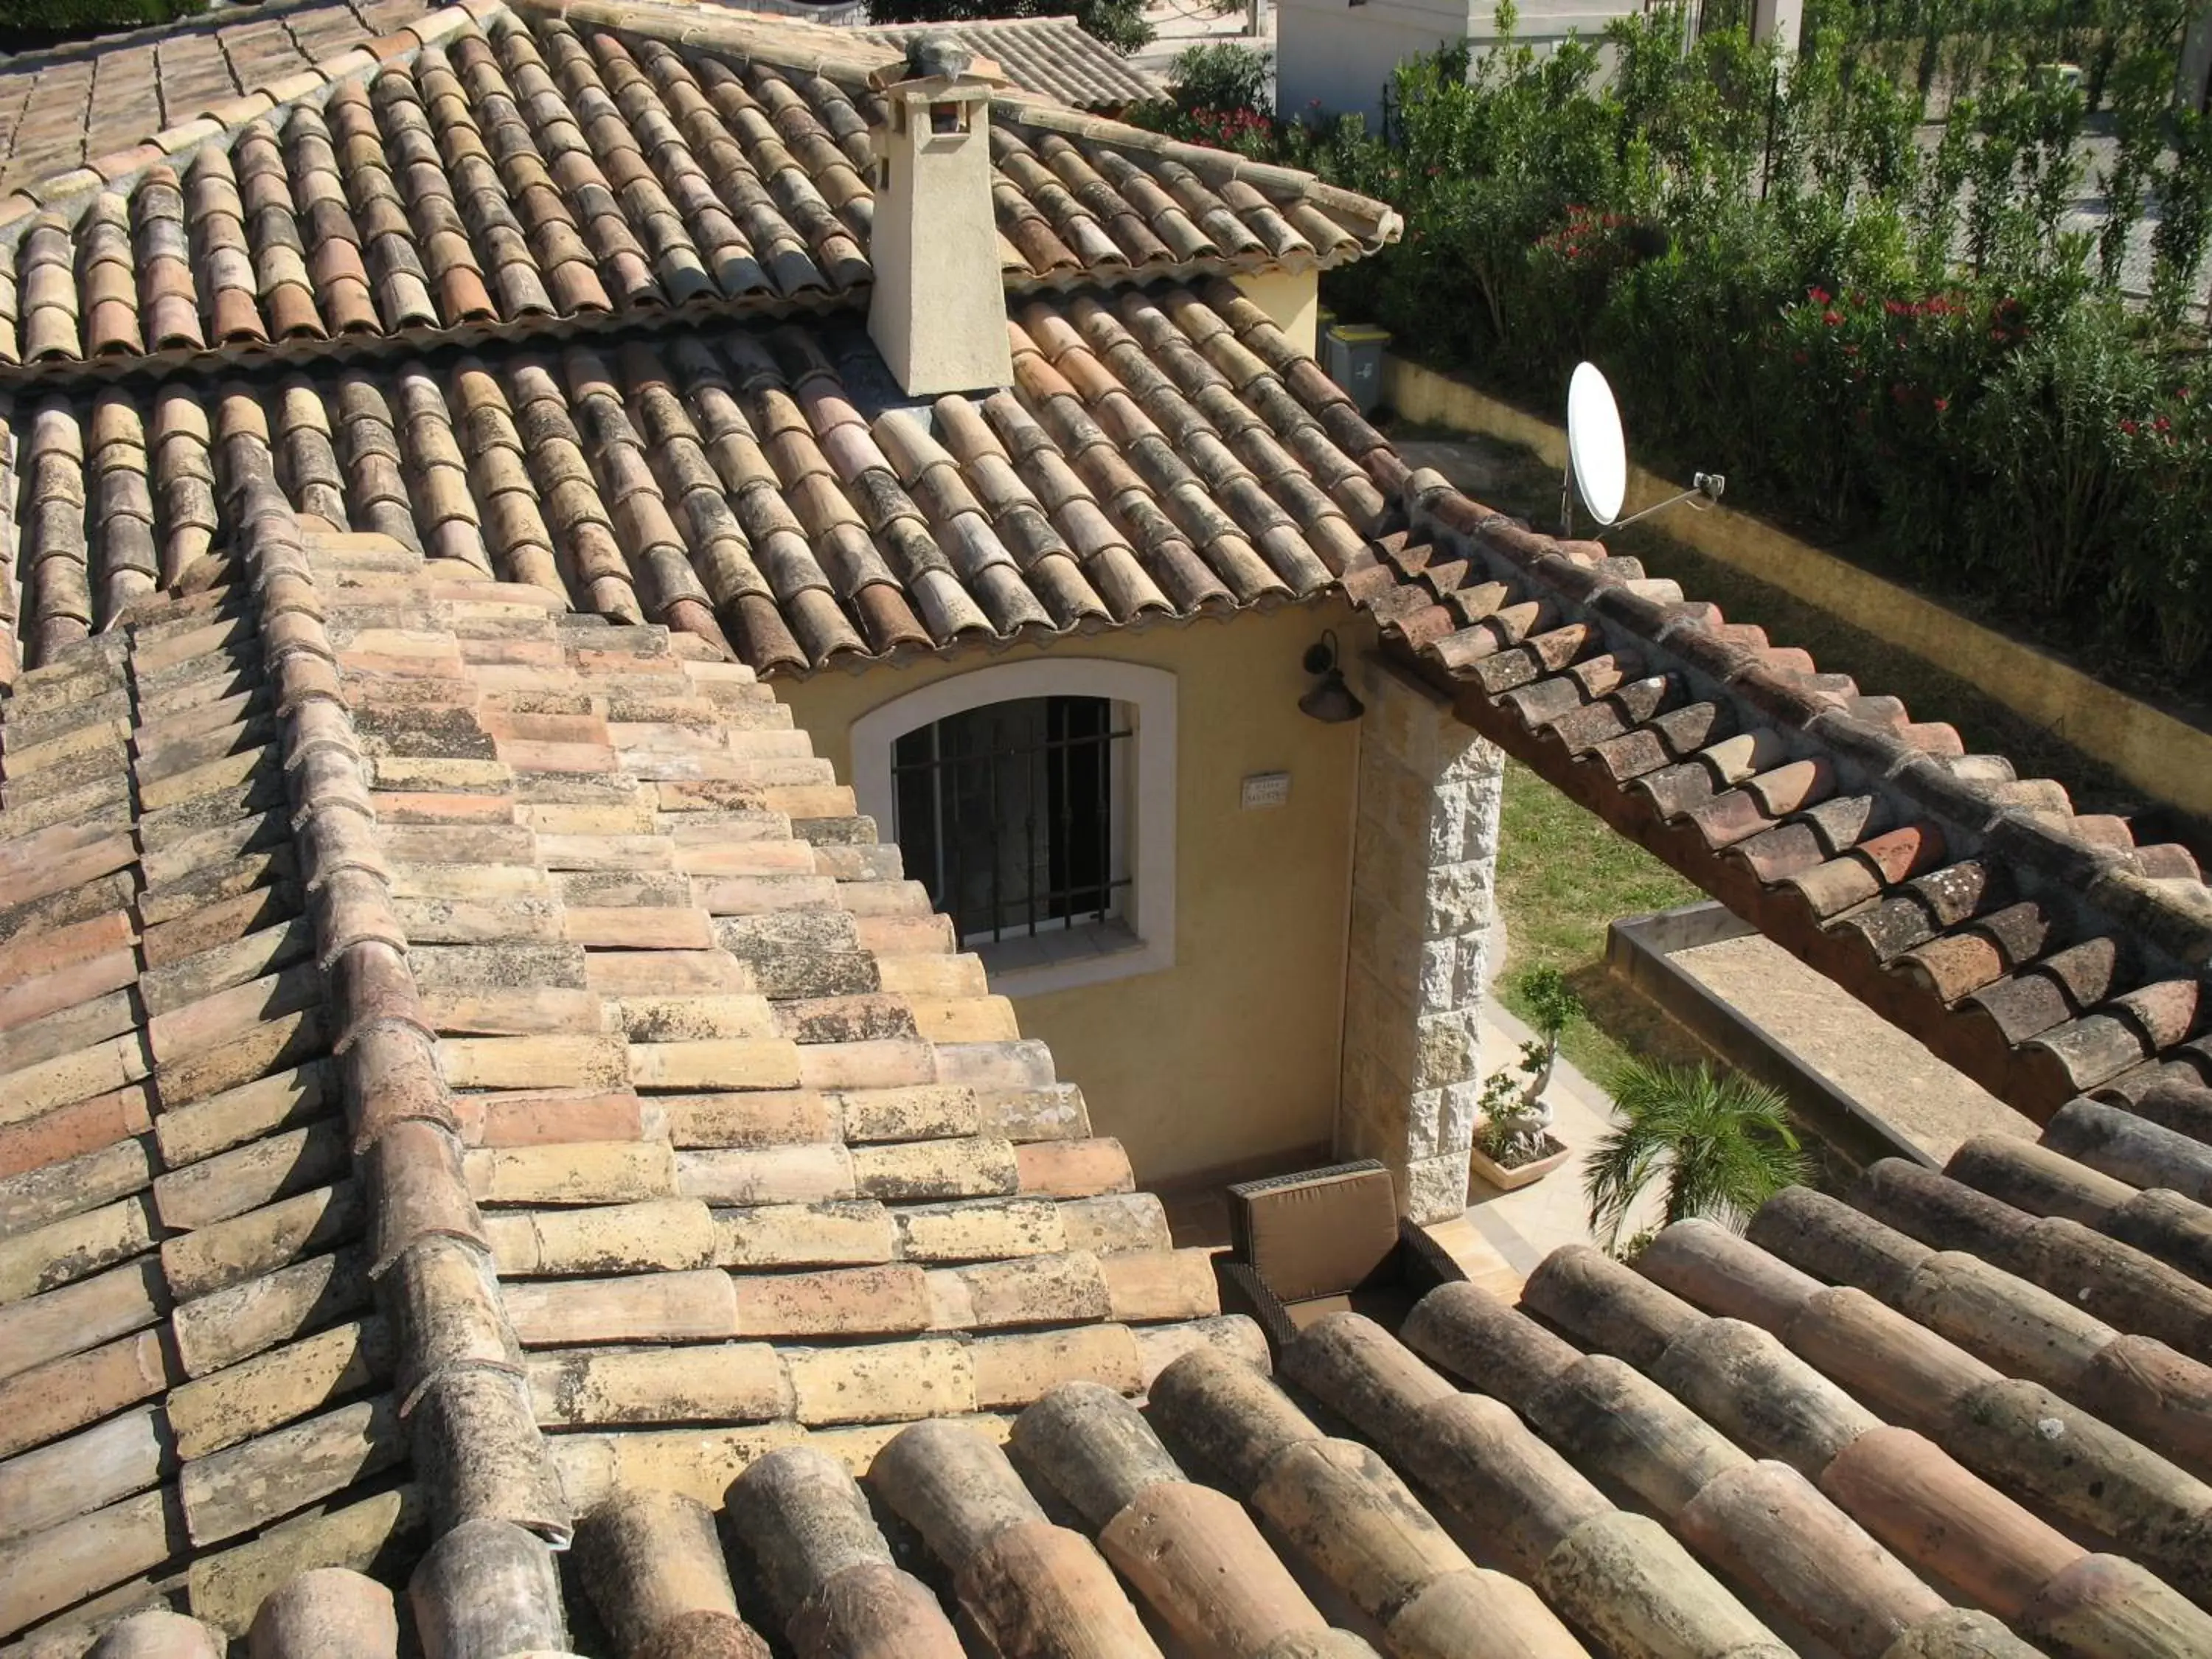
xmin=1383 ymin=355 xmax=2212 ymax=822
xmin=1607 ymin=905 xmax=1933 ymax=1174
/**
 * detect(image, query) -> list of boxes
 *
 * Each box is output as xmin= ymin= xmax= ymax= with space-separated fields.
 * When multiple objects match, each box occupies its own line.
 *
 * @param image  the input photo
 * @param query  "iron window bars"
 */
xmin=891 ymin=695 xmax=1133 ymax=947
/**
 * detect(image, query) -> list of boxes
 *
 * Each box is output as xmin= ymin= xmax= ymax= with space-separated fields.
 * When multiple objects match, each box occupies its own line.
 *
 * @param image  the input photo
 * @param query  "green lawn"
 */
xmin=1491 ymin=757 xmax=1706 ymax=1088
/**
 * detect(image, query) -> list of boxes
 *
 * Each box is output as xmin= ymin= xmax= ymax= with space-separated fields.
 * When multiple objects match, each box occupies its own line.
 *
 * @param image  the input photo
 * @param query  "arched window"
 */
xmin=851 ymin=661 xmax=1177 ymax=995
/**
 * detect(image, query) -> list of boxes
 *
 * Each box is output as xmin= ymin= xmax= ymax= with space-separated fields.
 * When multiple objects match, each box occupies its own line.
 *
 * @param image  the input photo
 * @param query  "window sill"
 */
xmin=976 ymin=918 xmax=1169 ymax=996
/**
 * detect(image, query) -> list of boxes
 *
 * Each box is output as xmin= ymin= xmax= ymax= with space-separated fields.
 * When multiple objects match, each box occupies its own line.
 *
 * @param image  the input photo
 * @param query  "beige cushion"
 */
xmin=1242 ymin=1166 xmax=1399 ymax=1304
xmin=1283 ymin=1285 xmax=1420 ymax=1332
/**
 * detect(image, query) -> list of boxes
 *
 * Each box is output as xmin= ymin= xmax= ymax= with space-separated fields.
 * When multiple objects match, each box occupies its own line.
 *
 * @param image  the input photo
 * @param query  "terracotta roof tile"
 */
xmin=0 ymin=492 xmax=1294 ymax=1653
xmin=856 ymin=15 xmax=1158 ymax=114
xmin=0 ymin=8 xmax=1391 ymax=383
xmin=0 ymin=289 xmax=1368 ymax=683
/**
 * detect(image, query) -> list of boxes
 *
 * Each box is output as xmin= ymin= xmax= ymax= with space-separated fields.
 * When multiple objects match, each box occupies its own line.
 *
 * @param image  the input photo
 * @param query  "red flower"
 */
xmin=1809 ymin=285 xmax=1832 ymax=305
xmin=1933 ymin=396 xmax=1950 ymax=412
xmin=2121 ymin=418 xmax=2140 ymax=436
xmin=1823 ymin=308 xmax=1842 ymax=326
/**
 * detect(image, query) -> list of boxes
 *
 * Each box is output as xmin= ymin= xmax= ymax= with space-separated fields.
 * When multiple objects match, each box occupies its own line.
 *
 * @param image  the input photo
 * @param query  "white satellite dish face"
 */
xmin=1567 ymin=361 xmax=1627 ymax=527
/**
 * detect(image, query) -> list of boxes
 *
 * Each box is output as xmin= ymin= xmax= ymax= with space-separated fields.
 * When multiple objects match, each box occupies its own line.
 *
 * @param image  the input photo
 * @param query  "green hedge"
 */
xmin=1179 ymin=6 xmax=2212 ymax=695
xmin=0 ymin=0 xmax=207 ymax=46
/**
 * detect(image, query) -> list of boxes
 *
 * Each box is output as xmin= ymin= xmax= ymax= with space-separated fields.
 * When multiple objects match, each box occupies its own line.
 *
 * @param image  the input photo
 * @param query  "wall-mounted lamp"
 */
xmin=1298 ymin=631 xmax=1364 ymax=724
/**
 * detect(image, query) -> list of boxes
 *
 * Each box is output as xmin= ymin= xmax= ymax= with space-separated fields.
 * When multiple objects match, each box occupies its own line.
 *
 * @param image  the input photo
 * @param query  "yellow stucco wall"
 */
xmin=1232 ymin=268 xmax=1321 ymax=356
xmin=779 ymin=600 xmax=1367 ymax=1184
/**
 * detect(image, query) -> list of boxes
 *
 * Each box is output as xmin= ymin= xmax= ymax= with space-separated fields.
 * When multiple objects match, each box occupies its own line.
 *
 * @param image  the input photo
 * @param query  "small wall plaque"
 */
xmin=1240 ymin=771 xmax=1291 ymax=810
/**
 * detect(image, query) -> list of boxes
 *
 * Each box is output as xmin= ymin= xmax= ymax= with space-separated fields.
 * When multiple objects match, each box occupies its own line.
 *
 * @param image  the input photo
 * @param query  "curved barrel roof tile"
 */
xmin=0 ymin=4 xmax=1396 ymax=383
xmin=0 ymin=493 xmax=1265 ymax=1655
xmin=0 ymin=284 xmax=1367 ymax=686
xmin=4 ymin=4 xmax=2211 ymax=1654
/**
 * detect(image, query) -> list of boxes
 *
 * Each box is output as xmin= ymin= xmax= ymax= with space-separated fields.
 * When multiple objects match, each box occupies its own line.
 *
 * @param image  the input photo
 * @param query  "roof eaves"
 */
xmin=513 ymin=0 xmax=910 ymax=85
xmin=1349 ymin=466 xmax=2212 ymax=1117
xmin=993 ymin=94 xmax=1401 ymax=248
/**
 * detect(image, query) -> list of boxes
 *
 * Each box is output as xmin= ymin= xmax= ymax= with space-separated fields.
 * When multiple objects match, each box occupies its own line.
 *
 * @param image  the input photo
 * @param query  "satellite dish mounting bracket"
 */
xmin=1559 ymin=361 xmax=1725 ymax=540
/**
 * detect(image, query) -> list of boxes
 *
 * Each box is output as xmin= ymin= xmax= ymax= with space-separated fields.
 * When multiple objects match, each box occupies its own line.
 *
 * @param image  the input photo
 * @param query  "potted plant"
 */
xmin=1467 ymin=967 xmax=1581 ymax=1191
xmin=1583 ymin=1060 xmax=1809 ymax=1257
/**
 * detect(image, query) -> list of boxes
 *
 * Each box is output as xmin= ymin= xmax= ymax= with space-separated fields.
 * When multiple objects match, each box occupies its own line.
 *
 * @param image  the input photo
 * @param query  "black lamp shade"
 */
xmin=1299 ymin=668 xmax=1364 ymax=723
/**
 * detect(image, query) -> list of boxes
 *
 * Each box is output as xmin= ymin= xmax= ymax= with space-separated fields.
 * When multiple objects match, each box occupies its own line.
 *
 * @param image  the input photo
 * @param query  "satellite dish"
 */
xmin=1566 ymin=361 xmax=1627 ymax=527
xmin=1557 ymin=362 xmax=1726 ymax=540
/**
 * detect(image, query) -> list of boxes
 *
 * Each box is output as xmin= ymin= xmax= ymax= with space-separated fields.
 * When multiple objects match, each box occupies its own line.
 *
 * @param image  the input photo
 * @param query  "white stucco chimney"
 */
xmin=867 ymin=38 xmax=1014 ymax=397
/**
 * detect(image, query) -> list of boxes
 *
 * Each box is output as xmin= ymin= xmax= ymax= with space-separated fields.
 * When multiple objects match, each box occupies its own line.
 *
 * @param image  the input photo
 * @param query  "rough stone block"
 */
xmin=1400 ymin=1152 xmax=1472 ymax=1224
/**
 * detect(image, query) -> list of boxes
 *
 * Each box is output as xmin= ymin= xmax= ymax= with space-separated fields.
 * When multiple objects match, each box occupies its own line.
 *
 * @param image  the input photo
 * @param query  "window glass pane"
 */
xmin=1048 ymin=696 xmax=1110 ymax=922
xmin=890 ymin=695 xmax=1127 ymax=945
xmin=892 ymin=723 xmax=940 ymax=910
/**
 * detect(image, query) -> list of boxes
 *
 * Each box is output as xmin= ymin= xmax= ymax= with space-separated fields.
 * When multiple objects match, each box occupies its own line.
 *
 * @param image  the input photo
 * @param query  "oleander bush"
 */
xmin=1137 ymin=1 xmax=2212 ymax=693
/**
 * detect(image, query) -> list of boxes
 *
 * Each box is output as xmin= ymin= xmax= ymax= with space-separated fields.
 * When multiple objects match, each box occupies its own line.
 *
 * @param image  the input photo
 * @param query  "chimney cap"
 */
xmin=871 ymin=33 xmax=1010 ymax=90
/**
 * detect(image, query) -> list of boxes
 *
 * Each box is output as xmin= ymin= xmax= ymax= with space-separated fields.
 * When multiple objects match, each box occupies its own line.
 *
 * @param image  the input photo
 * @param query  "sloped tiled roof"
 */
xmin=0 ymin=1 xmax=1393 ymax=379
xmin=6 ymin=0 xmax=2212 ymax=1652
xmin=858 ymin=15 xmax=1159 ymax=111
xmin=0 ymin=282 xmax=1382 ymax=684
xmin=0 ymin=496 xmax=1270 ymax=1652
xmin=1338 ymin=467 xmax=2212 ymax=1123
xmin=0 ymin=0 xmax=435 ymax=195
xmin=1330 ymin=1180 xmax=2212 ymax=1658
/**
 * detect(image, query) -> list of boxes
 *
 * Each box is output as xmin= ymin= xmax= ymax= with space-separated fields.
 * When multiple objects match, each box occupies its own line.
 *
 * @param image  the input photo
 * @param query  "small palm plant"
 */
xmin=1584 ymin=1060 xmax=1809 ymax=1254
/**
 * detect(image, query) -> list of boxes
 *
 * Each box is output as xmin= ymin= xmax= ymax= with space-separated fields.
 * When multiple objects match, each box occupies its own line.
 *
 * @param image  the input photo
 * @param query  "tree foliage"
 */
xmin=0 ymin=0 xmax=205 ymax=49
xmin=1583 ymin=1061 xmax=1808 ymax=1251
xmin=1248 ymin=4 xmax=2212 ymax=695
xmin=863 ymin=0 xmax=1152 ymax=54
